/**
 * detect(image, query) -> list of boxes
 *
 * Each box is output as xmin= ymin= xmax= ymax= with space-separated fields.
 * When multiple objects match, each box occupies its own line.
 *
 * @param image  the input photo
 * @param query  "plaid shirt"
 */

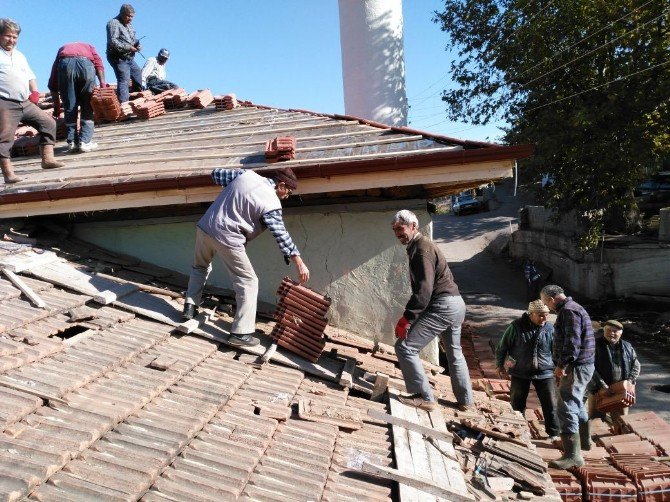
xmin=553 ymin=297 xmax=595 ymax=368
xmin=211 ymin=169 xmax=299 ymax=262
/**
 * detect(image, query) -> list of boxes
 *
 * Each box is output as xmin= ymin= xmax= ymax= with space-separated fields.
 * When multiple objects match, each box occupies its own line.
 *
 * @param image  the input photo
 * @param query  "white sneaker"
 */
xmin=79 ymin=141 xmax=98 ymax=153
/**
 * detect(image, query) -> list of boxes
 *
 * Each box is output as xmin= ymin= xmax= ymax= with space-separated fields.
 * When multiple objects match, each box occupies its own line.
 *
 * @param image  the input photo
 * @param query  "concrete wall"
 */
xmin=511 ymin=206 xmax=670 ymax=300
xmin=72 ymin=200 xmax=439 ymax=362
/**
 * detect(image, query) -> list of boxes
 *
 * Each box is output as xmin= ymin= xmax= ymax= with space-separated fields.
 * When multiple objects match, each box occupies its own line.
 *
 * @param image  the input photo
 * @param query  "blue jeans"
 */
xmin=107 ymin=54 xmax=142 ymax=103
xmin=557 ymin=363 xmax=594 ymax=434
xmin=57 ymin=57 xmax=96 ymax=144
xmin=395 ymin=295 xmax=473 ymax=405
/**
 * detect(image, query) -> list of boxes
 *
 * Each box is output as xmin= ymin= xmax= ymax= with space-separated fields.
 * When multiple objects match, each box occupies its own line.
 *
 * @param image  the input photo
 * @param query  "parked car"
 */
xmin=634 ymin=171 xmax=670 ymax=215
xmin=452 ymin=193 xmax=482 ymax=216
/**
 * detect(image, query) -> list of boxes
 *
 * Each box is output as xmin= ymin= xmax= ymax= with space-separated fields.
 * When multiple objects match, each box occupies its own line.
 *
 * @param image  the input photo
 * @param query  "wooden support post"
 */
xmin=370 ymin=372 xmax=389 ymax=402
xmin=1 ymin=268 xmax=47 ymax=309
xmin=338 ymin=356 xmax=357 ymax=389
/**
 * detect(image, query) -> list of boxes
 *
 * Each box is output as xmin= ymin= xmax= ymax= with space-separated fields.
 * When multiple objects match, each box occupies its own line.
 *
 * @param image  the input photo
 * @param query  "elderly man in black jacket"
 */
xmin=496 ymin=300 xmax=559 ymax=440
xmin=588 ymin=319 xmax=640 ymax=435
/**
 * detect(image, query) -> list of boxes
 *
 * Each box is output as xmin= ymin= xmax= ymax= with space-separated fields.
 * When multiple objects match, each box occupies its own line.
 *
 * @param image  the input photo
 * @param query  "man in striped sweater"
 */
xmin=183 ymin=167 xmax=309 ymax=347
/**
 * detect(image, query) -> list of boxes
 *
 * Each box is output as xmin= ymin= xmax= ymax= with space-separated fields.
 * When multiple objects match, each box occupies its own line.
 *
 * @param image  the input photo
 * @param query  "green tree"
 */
xmin=434 ymin=0 xmax=669 ymax=248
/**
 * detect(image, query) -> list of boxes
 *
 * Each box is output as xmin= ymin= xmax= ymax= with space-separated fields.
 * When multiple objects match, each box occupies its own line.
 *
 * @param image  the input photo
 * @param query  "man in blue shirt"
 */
xmin=183 ymin=167 xmax=309 ymax=347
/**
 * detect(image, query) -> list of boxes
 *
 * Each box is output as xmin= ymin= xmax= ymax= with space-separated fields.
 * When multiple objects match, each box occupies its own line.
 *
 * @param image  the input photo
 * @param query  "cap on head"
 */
xmin=120 ymin=4 xmax=135 ymax=15
xmin=604 ymin=319 xmax=624 ymax=330
xmin=528 ymin=299 xmax=550 ymax=314
xmin=272 ymin=167 xmax=298 ymax=190
xmin=157 ymin=48 xmax=169 ymax=60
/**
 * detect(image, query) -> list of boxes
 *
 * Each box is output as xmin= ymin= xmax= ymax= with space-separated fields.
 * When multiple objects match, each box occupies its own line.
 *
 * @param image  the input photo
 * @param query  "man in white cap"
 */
xmin=587 ymin=319 xmax=640 ymax=435
xmin=496 ymin=299 xmax=559 ymax=441
xmin=141 ymin=48 xmax=177 ymax=94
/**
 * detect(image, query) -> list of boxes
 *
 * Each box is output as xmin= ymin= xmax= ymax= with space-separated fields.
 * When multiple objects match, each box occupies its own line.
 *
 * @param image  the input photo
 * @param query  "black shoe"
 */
xmin=228 ymin=333 xmax=260 ymax=347
xmin=182 ymin=303 xmax=198 ymax=321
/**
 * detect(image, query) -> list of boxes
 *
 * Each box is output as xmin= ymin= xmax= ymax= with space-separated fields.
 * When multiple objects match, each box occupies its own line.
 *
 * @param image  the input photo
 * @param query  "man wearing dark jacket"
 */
xmin=496 ymin=300 xmax=559 ymax=440
xmin=588 ymin=319 xmax=640 ymax=434
xmin=541 ymin=284 xmax=595 ymax=469
xmin=391 ymin=209 xmax=474 ymax=412
xmin=106 ymin=4 xmax=142 ymax=103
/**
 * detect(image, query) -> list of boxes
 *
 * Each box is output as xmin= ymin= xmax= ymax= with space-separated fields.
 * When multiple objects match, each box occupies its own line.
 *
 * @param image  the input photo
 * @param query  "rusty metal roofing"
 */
xmin=0 ymin=103 xmax=533 ymax=217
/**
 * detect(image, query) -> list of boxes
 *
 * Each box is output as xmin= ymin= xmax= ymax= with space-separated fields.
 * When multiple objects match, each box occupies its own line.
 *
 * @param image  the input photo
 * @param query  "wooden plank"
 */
xmin=429 ymin=404 xmax=470 ymax=495
xmin=0 ymin=250 xmax=59 ymax=273
xmin=25 ymin=260 xmax=122 ymax=297
xmin=112 ymin=291 xmax=182 ymax=326
xmin=93 ymin=283 xmax=138 ymax=305
xmin=389 ymin=392 xmax=436 ymax=502
xmin=360 ymin=462 xmax=474 ymax=502
xmin=366 ymin=408 xmax=453 ymax=444
xmin=387 ymin=392 xmax=420 ymax=502
xmin=1 ymin=268 xmax=47 ymax=308
xmin=370 ymin=372 xmax=389 ymax=402
xmin=297 ymin=398 xmax=362 ymax=430
xmin=338 ymin=356 xmax=357 ymax=389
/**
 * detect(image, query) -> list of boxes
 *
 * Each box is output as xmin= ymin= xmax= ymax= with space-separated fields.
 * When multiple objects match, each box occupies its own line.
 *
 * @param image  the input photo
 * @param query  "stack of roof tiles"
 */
xmin=595 ymin=380 xmax=636 ymax=413
xmin=188 ymin=89 xmax=214 ymax=109
xmin=90 ymin=87 xmax=126 ymax=122
xmin=270 ymin=277 xmax=331 ymax=362
xmin=214 ymin=93 xmax=239 ymax=111
xmin=265 ymin=136 xmax=296 ymax=163
xmin=128 ymin=90 xmax=154 ymax=100
xmin=548 ymin=469 xmax=583 ymax=502
xmin=571 ymin=459 xmax=638 ymax=501
xmin=610 ymin=453 xmax=670 ymax=501
xmin=134 ymin=99 xmax=166 ymax=120
xmin=620 ymin=411 xmax=670 ymax=455
xmin=157 ymin=88 xmax=189 ymax=109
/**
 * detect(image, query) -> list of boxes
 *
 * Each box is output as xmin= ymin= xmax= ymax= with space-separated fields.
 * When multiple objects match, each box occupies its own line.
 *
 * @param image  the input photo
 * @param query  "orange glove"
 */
xmin=29 ymin=91 xmax=40 ymax=104
xmin=395 ymin=316 xmax=410 ymax=340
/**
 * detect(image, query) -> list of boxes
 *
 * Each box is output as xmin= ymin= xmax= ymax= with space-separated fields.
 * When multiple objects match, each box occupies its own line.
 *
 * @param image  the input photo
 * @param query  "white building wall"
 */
xmin=338 ymin=0 xmax=408 ymax=126
xmin=72 ymin=201 xmax=438 ymax=363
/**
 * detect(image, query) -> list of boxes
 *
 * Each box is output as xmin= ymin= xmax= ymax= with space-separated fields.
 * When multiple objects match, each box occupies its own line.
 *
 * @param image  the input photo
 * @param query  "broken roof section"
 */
xmin=0 ymin=102 xmax=533 ymax=218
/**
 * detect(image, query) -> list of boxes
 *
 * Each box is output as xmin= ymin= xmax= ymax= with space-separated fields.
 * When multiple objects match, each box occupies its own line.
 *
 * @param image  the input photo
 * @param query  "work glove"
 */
xmin=395 ymin=316 xmax=410 ymax=340
xmin=28 ymin=91 xmax=40 ymax=104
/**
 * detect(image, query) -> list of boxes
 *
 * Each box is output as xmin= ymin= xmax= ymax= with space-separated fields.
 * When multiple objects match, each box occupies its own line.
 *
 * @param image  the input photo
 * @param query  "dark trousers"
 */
xmin=107 ymin=54 xmax=142 ymax=103
xmin=57 ymin=57 xmax=96 ymax=144
xmin=146 ymin=76 xmax=178 ymax=95
xmin=0 ymin=98 xmax=56 ymax=158
xmin=510 ymin=376 xmax=560 ymax=437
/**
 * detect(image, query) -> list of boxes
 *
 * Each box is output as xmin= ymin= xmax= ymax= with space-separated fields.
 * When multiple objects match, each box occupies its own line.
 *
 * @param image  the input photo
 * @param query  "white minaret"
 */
xmin=338 ymin=0 xmax=408 ymax=126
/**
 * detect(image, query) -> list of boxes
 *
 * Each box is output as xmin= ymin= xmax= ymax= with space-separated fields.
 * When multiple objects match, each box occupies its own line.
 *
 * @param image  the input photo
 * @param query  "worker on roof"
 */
xmin=0 ymin=18 xmax=64 ymax=184
xmin=541 ymin=284 xmax=595 ymax=469
xmin=183 ymin=167 xmax=310 ymax=347
xmin=496 ymin=300 xmax=560 ymax=442
xmin=587 ymin=319 xmax=640 ymax=436
xmin=391 ymin=210 xmax=475 ymax=413
xmin=106 ymin=4 xmax=143 ymax=103
xmin=141 ymin=48 xmax=178 ymax=95
xmin=48 ymin=42 xmax=106 ymax=154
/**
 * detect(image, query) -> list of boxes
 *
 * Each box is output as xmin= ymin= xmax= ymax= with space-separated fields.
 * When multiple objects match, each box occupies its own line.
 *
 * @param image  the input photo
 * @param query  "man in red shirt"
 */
xmin=48 ymin=42 xmax=106 ymax=153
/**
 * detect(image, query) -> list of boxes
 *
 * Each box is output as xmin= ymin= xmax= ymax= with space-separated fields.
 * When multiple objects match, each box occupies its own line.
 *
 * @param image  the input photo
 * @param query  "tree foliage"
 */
xmin=434 ymin=0 xmax=669 ymax=248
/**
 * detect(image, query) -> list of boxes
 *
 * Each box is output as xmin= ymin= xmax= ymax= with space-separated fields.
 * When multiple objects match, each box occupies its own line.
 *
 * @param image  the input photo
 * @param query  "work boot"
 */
xmin=40 ymin=144 xmax=65 ymax=169
xmin=579 ymin=421 xmax=592 ymax=451
xmin=398 ymin=393 xmax=437 ymax=411
xmin=1 ymin=157 xmax=21 ymax=183
xmin=549 ymin=433 xmax=585 ymax=470
xmin=227 ymin=333 xmax=260 ymax=347
xmin=182 ymin=303 xmax=198 ymax=321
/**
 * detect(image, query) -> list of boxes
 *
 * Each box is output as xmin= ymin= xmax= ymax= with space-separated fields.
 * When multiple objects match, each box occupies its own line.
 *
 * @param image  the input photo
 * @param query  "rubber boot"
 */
xmin=549 ymin=433 xmax=585 ymax=469
xmin=1 ymin=157 xmax=21 ymax=183
xmin=40 ymin=144 xmax=64 ymax=169
xmin=579 ymin=420 xmax=592 ymax=451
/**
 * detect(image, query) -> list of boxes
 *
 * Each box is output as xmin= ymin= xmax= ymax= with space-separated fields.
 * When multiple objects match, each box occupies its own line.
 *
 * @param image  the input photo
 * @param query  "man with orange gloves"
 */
xmin=391 ymin=209 xmax=474 ymax=412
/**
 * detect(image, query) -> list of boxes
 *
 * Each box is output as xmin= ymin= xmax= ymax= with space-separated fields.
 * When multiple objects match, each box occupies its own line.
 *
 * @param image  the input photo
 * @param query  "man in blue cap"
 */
xmin=142 ymin=48 xmax=178 ymax=94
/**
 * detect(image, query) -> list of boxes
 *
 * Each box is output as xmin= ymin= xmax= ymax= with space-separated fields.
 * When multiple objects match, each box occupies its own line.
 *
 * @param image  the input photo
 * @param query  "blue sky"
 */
xmin=2 ymin=1 xmax=504 ymax=142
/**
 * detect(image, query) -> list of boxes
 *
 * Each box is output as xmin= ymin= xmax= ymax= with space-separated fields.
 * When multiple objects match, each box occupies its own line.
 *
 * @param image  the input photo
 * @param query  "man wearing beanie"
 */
xmin=541 ymin=284 xmax=595 ymax=469
xmin=183 ymin=167 xmax=309 ymax=347
xmin=588 ymin=319 xmax=640 ymax=434
xmin=496 ymin=300 xmax=559 ymax=441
